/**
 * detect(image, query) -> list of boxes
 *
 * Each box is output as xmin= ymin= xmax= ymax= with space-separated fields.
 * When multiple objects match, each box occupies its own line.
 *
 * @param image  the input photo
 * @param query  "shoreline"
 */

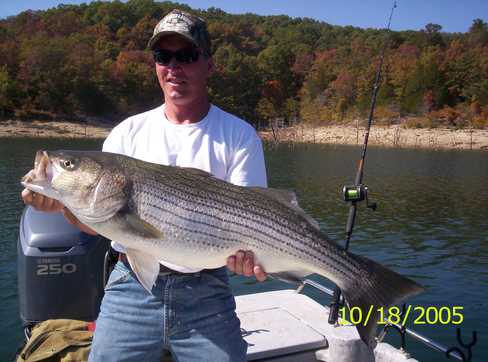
xmin=0 ymin=119 xmax=112 ymax=139
xmin=260 ymin=124 xmax=488 ymax=150
xmin=1 ymin=119 xmax=488 ymax=150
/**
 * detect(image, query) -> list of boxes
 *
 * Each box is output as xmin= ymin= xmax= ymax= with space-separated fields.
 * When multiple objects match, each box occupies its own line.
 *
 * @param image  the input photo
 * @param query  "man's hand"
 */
xmin=21 ymin=188 xmax=64 ymax=212
xmin=21 ymin=188 xmax=97 ymax=235
xmin=227 ymin=250 xmax=267 ymax=282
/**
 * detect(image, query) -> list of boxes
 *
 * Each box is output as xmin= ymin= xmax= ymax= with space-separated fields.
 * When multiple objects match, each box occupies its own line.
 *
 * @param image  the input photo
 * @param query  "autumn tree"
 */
xmin=0 ymin=1 xmax=485 ymax=128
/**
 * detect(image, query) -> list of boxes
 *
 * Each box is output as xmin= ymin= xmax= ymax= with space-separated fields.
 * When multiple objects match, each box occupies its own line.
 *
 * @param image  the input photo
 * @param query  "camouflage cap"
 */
xmin=148 ymin=9 xmax=211 ymax=56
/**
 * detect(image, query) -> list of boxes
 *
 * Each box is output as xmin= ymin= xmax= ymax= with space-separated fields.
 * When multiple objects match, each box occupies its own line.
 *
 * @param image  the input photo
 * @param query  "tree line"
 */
xmin=0 ymin=0 xmax=487 ymax=128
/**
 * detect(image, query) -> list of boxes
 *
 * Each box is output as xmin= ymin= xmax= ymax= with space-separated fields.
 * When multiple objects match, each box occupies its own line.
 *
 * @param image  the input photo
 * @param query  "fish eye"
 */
xmin=61 ymin=158 xmax=78 ymax=171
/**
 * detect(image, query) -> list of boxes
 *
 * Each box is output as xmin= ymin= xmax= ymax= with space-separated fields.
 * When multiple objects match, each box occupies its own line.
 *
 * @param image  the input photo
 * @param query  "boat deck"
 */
xmin=236 ymin=289 xmax=419 ymax=362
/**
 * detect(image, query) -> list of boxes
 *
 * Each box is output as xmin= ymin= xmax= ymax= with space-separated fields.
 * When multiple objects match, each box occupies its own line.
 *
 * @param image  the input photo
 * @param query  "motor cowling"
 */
xmin=17 ymin=206 xmax=108 ymax=326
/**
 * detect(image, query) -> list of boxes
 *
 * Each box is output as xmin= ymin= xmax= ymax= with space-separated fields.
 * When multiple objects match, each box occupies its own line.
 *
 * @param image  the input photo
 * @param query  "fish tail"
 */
xmin=338 ymin=254 xmax=424 ymax=348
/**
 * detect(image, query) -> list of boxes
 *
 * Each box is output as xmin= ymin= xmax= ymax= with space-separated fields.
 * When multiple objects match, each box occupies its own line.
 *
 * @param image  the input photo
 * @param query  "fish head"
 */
xmin=22 ymin=150 xmax=129 ymax=223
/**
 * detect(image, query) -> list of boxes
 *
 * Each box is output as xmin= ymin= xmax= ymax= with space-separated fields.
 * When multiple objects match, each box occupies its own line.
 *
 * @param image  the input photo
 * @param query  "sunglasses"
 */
xmin=153 ymin=48 xmax=200 ymax=66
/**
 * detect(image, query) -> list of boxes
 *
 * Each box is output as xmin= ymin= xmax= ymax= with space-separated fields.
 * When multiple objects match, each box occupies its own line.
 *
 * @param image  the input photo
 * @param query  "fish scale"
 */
xmin=131 ymin=171 xmax=369 ymax=285
xmin=139 ymin=174 xmax=310 ymax=247
xmin=21 ymin=149 xmax=425 ymax=347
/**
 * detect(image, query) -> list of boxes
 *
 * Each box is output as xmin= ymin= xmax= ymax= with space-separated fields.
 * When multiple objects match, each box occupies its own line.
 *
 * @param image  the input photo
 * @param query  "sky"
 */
xmin=0 ymin=0 xmax=487 ymax=33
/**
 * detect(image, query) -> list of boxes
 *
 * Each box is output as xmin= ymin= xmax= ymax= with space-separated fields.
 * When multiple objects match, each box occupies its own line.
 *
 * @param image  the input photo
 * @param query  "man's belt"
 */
xmin=118 ymin=252 xmax=207 ymax=276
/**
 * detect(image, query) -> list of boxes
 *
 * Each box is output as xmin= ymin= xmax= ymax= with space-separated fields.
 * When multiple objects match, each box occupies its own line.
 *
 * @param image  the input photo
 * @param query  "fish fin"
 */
xmin=269 ymin=270 xmax=311 ymax=286
xmin=339 ymin=253 xmax=425 ymax=348
xmin=124 ymin=214 xmax=163 ymax=239
xmin=250 ymin=187 xmax=321 ymax=230
xmin=125 ymin=249 xmax=160 ymax=293
xmin=181 ymin=167 xmax=214 ymax=178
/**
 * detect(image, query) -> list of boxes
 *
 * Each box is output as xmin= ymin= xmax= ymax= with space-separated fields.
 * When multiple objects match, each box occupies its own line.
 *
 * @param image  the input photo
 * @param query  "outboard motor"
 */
xmin=17 ymin=206 xmax=108 ymax=326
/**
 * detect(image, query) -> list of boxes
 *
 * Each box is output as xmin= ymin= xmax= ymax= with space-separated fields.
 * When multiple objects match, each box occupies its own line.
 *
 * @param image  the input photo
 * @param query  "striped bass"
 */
xmin=21 ymin=150 xmax=424 ymax=347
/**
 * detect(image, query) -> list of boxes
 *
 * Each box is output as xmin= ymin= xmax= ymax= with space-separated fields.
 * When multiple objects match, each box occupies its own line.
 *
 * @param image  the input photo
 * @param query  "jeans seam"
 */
xmin=163 ymin=275 xmax=174 ymax=348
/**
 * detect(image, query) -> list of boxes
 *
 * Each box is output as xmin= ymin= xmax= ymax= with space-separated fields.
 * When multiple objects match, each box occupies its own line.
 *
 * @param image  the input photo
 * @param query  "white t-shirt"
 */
xmin=102 ymin=103 xmax=267 ymax=272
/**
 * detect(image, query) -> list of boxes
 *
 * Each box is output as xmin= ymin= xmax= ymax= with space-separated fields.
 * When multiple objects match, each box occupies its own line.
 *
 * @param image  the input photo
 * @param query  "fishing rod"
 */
xmin=327 ymin=0 xmax=396 ymax=326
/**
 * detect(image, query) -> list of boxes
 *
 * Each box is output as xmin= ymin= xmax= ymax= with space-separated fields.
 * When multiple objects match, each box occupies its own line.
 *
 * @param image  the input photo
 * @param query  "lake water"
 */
xmin=0 ymin=137 xmax=486 ymax=361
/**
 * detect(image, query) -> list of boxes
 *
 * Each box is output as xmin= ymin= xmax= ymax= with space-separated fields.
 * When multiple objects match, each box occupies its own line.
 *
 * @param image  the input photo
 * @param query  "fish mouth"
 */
xmin=21 ymin=150 xmax=56 ymax=193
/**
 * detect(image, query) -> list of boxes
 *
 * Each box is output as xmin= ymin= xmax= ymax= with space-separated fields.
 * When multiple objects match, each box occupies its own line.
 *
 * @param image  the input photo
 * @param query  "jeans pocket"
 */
xmin=104 ymin=262 xmax=132 ymax=291
xmin=201 ymin=268 xmax=232 ymax=294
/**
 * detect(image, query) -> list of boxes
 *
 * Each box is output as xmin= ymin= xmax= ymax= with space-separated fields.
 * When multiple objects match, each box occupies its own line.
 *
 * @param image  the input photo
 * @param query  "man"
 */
xmin=21 ymin=8 xmax=267 ymax=362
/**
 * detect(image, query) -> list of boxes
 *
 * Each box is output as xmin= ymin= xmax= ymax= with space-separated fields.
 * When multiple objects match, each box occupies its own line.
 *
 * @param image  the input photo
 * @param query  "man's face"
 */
xmin=154 ymin=34 xmax=213 ymax=106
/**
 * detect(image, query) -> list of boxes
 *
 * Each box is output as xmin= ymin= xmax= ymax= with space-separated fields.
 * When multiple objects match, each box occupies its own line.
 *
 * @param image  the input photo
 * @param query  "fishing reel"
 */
xmin=343 ymin=185 xmax=377 ymax=211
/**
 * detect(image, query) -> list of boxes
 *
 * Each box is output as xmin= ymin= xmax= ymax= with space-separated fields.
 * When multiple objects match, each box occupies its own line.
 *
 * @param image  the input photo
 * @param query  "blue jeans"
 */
xmin=89 ymin=261 xmax=247 ymax=362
